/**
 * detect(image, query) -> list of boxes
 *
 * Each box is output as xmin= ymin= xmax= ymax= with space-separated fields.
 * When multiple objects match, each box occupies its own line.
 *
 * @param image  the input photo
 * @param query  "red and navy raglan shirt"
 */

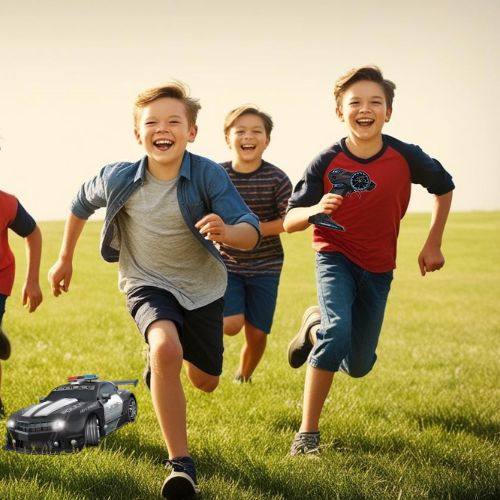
xmin=0 ymin=191 xmax=37 ymax=296
xmin=287 ymin=135 xmax=455 ymax=273
xmin=220 ymin=160 xmax=293 ymax=276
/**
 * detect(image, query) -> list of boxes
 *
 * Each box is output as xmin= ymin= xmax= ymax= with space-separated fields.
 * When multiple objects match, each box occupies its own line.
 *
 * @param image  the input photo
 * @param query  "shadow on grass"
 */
xmin=415 ymin=412 xmax=500 ymax=440
xmin=0 ymin=455 xmax=152 ymax=499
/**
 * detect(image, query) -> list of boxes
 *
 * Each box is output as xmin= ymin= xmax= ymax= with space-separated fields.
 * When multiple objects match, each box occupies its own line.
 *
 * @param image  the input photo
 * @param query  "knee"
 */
xmin=192 ymin=375 xmax=219 ymax=393
xmin=150 ymin=338 xmax=183 ymax=373
xmin=224 ymin=316 xmax=244 ymax=336
xmin=341 ymin=361 xmax=374 ymax=378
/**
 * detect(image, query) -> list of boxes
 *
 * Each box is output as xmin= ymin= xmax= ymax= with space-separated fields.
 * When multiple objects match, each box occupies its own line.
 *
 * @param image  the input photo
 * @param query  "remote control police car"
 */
xmin=4 ymin=375 xmax=137 ymax=454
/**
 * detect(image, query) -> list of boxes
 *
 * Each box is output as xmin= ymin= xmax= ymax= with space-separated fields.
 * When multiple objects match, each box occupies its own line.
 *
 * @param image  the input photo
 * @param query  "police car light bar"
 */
xmin=67 ymin=374 xmax=99 ymax=382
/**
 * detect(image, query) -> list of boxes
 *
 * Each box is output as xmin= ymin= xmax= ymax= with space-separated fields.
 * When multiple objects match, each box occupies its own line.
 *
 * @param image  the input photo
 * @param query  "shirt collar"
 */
xmin=136 ymin=152 xmax=191 ymax=182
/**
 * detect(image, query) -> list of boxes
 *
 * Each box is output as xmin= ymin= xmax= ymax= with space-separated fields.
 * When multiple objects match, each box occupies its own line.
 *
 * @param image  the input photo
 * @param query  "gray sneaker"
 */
xmin=290 ymin=431 xmax=320 ymax=456
xmin=287 ymin=306 xmax=320 ymax=368
xmin=162 ymin=456 xmax=199 ymax=498
xmin=0 ymin=328 xmax=11 ymax=361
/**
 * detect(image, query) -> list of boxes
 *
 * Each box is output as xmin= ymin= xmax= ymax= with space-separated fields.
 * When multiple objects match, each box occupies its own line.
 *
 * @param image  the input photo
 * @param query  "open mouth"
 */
xmin=356 ymin=118 xmax=374 ymax=127
xmin=241 ymin=144 xmax=256 ymax=151
xmin=153 ymin=139 xmax=174 ymax=151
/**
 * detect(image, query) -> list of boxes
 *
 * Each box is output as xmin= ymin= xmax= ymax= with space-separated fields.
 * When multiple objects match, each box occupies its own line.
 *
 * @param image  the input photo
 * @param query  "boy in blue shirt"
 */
xmin=284 ymin=66 xmax=454 ymax=456
xmin=48 ymin=82 xmax=260 ymax=498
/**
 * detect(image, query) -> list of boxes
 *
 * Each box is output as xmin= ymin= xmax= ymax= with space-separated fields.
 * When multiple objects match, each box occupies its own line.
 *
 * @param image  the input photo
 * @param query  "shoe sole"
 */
xmin=287 ymin=306 xmax=320 ymax=368
xmin=161 ymin=472 xmax=199 ymax=498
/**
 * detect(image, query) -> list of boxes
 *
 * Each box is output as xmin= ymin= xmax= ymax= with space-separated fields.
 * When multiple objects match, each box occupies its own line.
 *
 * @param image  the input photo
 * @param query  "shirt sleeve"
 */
xmin=9 ymin=200 xmax=37 ymax=237
xmin=275 ymin=171 xmax=293 ymax=218
xmin=287 ymin=152 xmax=331 ymax=211
xmin=398 ymin=142 xmax=455 ymax=195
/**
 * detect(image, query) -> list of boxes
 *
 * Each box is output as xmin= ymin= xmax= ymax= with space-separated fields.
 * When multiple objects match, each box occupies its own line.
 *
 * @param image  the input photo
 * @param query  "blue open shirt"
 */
xmin=71 ymin=151 xmax=261 ymax=263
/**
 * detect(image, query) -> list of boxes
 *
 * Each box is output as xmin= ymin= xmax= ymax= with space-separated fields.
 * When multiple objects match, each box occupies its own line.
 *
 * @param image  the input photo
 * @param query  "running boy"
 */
xmin=0 ymin=190 xmax=43 ymax=417
xmin=284 ymin=66 xmax=454 ymax=455
xmin=220 ymin=105 xmax=292 ymax=382
xmin=48 ymin=82 xmax=260 ymax=498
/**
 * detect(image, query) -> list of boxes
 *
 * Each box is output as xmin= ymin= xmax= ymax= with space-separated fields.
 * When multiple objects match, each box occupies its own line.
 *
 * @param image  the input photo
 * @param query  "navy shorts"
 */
xmin=126 ymin=286 xmax=224 ymax=376
xmin=223 ymin=272 xmax=280 ymax=334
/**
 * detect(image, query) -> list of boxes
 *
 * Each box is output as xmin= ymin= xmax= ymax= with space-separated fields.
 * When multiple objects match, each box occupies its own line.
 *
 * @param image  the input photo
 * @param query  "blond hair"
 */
xmin=133 ymin=81 xmax=201 ymax=127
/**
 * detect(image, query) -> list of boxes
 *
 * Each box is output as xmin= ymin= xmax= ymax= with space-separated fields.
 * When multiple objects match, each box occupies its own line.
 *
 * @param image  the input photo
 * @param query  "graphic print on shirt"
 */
xmin=309 ymin=168 xmax=376 ymax=232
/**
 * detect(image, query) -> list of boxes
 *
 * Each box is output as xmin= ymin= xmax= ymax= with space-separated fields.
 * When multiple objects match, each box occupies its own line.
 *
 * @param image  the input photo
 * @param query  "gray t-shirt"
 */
xmin=116 ymin=171 xmax=227 ymax=309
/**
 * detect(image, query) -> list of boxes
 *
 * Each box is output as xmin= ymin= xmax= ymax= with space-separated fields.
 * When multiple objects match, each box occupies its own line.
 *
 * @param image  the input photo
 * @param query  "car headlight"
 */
xmin=52 ymin=419 xmax=65 ymax=431
xmin=7 ymin=419 xmax=15 ymax=430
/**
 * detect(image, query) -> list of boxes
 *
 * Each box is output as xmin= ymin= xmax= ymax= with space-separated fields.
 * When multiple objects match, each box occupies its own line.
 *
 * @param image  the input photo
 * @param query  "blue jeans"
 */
xmin=309 ymin=252 xmax=393 ymax=375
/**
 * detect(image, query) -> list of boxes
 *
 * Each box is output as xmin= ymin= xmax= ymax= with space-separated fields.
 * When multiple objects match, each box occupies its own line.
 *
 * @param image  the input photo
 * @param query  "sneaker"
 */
xmin=162 ymin=456 xmax=199 ymax=499
xmin=290 ymin=431 xmax=320 ymax=456
xmin=233 ymin=371 xmax=252 ymax=384
xmin=143 ymin=347 xmax=151 ymax=390
xmin=0 ymin=328 xmax=11 ymax=360
xmin=287 ymin=306 xmax=320 ymax=368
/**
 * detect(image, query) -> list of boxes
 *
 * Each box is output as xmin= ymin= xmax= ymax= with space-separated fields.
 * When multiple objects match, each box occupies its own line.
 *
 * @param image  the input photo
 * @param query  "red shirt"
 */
xmin=288 ymin=135 xmax=455 ymax=273
xmin=1 ymin=191 xmax=36 ymax=296
xmin=0 ymin=191 xmax=19 ymax=295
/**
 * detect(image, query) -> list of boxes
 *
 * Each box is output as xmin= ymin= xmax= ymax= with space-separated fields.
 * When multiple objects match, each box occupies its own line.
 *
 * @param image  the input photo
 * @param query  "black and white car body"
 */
xmin=4 ymin=375 xmax=138 ymax=454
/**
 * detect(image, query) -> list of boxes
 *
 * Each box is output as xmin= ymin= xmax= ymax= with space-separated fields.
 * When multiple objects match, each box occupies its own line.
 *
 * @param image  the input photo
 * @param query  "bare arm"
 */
xmin=22 ymin=225 xmax=43 ymax=312
xmin=48 ymin=213 xmax=87 ymax=296
xmin=283 ymin=194 xmax=343 ymax=233
xmin=418 ymin=191 xmax=453 ymax=276
xmin=195 ymin=214 xmax=259 ymax=250
xmin=260 ymin=218 xmax=285 ymax=237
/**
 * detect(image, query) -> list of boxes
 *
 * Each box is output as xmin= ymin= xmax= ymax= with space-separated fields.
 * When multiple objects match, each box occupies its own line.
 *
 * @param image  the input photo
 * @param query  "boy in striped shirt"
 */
xmin=220 ymin=105 xmax=292 ymax=382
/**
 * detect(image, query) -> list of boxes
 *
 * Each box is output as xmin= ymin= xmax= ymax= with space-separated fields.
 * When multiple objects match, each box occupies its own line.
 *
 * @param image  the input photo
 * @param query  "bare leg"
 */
xmin=238 ymin=321 xmax=267 ymax=379
xmin=148 ymin=320 xmax=188 ymax=458
xmin=299 ymin=365 xmax=335 ymax=432
xmin=223 ymin=314 xmax=244 ymax=336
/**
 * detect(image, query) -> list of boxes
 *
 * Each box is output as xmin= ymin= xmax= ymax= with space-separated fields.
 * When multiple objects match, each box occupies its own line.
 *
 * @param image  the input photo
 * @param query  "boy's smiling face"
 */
xmin=337 ymin=80 xmax=392 ymax=147
xmin=226 ymin=113 xmax=270 ymax=166
xmin=134 ymin=97 xmax=197 ymax=173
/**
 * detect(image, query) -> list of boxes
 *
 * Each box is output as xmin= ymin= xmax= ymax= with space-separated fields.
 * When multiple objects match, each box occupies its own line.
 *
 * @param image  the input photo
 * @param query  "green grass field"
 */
xmin=0 ymin=212 xmax=499 ymax=499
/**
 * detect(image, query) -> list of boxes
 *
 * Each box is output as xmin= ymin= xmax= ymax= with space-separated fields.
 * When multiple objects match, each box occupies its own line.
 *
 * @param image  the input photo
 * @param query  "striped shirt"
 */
xmin=220 ymin=160 xmax=292 ymax=275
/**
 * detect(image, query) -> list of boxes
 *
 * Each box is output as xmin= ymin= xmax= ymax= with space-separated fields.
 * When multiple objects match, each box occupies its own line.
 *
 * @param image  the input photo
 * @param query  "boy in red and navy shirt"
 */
xmin=284 ymin=66 xmax=454 ymax=456
xmin=0 ymin=190 xmax=43 ymax=417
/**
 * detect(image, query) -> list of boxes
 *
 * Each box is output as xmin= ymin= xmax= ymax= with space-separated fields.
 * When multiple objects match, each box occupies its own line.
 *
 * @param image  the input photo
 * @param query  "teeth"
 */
xmin=154 ymin=139 xmax=173 ymax=146
xmin=241 ymin=145 xmax=255 ymax=149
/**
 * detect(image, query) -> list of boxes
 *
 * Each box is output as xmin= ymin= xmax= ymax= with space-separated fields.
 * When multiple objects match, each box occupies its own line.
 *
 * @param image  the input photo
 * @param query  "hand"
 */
xmin=22 ymin=281 xmax=43 ymax=312
xmin=314 ymin=193 xmax=343 ymax=215
xmin=195 ymin=213 xmax=226 ymax=243
xmin=48 ymin=259 xmax=73 ymax=297
xmin=418 ymin=244 xmax=445 ymax=276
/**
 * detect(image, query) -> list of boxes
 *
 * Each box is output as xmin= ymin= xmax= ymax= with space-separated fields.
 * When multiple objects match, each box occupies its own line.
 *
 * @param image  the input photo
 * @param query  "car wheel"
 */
xmin=84 ymin=414 xmax=100 ymax=446
xmin=125 ymin=396 xmax=137 ymax=422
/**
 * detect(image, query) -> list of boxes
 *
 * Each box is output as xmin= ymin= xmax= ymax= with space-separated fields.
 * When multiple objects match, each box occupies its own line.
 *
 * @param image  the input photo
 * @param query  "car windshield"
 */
xmin=46 ymin=384 xmax=97 ymax=402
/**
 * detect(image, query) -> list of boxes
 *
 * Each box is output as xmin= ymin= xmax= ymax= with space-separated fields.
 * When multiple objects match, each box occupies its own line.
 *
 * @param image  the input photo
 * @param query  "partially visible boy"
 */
xmin=220 ymin=105 xmax=292 ymax=382
xmin=48 ymin=83 xmax=260 ymax=498
xmin=284 ymin=66 xmax=454 ymax=455
xmin=0 ymin=190 xmax=43 ymax=417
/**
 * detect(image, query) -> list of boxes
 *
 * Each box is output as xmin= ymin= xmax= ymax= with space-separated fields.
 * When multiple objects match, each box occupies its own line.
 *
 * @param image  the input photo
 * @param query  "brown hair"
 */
xmin=133 ymin=81 xmax=201 ymax=127
xmin=334 ymin=66 xmax=396 ymax=109
xmin=223 ymin=105 xmax=274 ymax=138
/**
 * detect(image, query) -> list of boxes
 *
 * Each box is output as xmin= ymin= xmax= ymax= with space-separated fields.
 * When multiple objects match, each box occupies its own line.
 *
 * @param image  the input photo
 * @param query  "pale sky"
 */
xmin=1 ymin=0 xmax=499 ymax=220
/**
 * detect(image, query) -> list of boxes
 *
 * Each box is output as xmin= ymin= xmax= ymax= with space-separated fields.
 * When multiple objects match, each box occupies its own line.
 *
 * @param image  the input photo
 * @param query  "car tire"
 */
xmin=84 ymin=414 xmax=100 ymax=446
xmin=125 ymin=396 xmax=137 ymax=422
